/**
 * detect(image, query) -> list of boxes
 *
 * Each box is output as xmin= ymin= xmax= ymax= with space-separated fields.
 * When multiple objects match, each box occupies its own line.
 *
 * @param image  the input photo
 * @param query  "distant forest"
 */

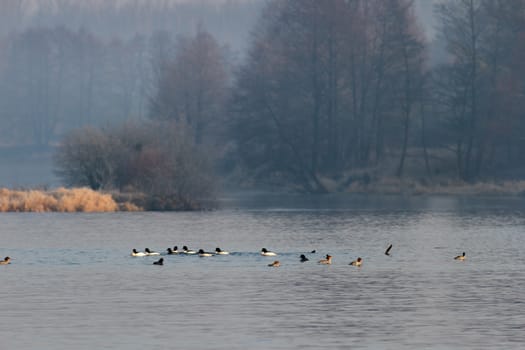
xmin=0 ymin=0 xmax=261 ymax=144
xmin=1 ymin=0 xmax=525 ymax=195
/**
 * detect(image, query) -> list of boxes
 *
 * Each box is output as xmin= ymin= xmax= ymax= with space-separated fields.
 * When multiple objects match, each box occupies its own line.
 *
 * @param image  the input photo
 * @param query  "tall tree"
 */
xmin=435 ymin=0 xmax=486 ymax=181
xmin=390 ymin=1 xmax=426 ymax=177
xmin=150 ymin=29 xmax=229 ymax=145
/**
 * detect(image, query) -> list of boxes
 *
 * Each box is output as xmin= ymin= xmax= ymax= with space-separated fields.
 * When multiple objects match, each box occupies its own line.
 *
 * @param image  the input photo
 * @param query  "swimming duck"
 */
xmin=215 ymin=247 xmax=230 ymax=255
xmin=350 ymin=257 xmax=363 ymax=267
xmin=131 ymin=249 xmax=147 ymax=257
xmin=0 ymin=257 xmax=11 ymax=265
xmin=310 ymin=250 xmax=316 ymax=254
xmin=166 ymin=247 xmax=179 ymax=255
xmin=198 ymin=249 xmax=214 ymax=257
xmin=385 ymin=244 xmax=393 ymax=256
xmin=145 ymin=248 xmax=160 ymax=256
xmin=182 ymin=246 xmax=196 ymax=255
xmin=318 ymin=254 xmax=332 ymax=264
xmin=261 ymin=248 xmax=277 ymax=256
xmin=454 ymin=252 xmax=466 ymax=261
xmin=300 ymin=254 xmax=309 ymax=262
xmin=268 ymin=260 xmax=280 ymax=267
xmin=153 ymin=258 xmax=164 ymax=265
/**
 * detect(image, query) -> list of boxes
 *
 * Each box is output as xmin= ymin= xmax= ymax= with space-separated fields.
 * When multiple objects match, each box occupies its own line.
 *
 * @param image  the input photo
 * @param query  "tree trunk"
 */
xmin=397 ymin=47 xmax=412 ymax=178
xmin=420 ymin=103 xmax=431 ymax=176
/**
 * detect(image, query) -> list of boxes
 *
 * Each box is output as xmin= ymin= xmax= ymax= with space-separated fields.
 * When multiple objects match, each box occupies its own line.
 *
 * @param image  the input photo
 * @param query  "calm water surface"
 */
xmin=1 ymin=194 xmax=524 ymax=349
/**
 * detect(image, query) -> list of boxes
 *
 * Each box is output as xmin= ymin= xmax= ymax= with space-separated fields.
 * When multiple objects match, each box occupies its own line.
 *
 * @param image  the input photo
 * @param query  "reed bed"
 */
xmin=0 ymin=187 xmax=122 ymax=212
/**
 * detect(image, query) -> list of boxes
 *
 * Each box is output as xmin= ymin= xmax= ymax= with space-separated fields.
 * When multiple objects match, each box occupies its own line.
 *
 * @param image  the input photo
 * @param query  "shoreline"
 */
xmin=0 ymin=187 xmax=211 ymax=213
xmin=1 ymin=181 xmax=524 ymax=213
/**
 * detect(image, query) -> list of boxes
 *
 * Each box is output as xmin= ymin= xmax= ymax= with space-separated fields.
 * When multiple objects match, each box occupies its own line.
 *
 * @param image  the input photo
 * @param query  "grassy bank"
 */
xmin=344 ymin=178 xmax=525 ymax=196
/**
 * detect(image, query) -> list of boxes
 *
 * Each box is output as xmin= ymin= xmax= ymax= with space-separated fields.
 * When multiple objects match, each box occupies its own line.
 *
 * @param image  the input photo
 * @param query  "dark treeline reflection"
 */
xmin=2 ymin=0 xmax=525 ymax=193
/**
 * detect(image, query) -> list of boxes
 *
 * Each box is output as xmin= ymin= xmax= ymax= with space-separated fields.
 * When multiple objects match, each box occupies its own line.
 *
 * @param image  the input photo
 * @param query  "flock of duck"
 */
xmin=128 ymin=244 xmax=468 ymax=267
xmin=0 ymin=245 xmax=466 ymax=267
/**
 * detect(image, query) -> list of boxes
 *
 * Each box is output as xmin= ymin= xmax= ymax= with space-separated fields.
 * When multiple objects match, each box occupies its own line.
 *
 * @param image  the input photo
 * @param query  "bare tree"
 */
xmin=231 ymin=0 xmax=426 ymax=192
xmin=432 ymin=0 xmax=525 ymax=180
xmin=435 ymin=0 xmax=486 ymax=181
xmin=150 ymin=29 xmax=230 ymax=145
xmin=390 ymin=0 xmax=426 ymax=178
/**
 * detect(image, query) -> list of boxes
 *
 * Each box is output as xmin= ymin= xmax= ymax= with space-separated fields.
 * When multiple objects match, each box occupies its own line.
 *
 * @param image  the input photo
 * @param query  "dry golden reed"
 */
xmin=0 ymin=187 xmax=120 ymax=212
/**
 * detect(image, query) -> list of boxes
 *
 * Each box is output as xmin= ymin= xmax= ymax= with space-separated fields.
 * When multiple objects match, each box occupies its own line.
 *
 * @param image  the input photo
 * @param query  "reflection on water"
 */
xmin=0 ymin=194 xmax=524 ymax=349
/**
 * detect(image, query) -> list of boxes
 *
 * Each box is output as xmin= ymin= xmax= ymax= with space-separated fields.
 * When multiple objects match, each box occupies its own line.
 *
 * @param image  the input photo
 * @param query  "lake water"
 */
xmin=1 ymin=194 xmax=524 ymax=349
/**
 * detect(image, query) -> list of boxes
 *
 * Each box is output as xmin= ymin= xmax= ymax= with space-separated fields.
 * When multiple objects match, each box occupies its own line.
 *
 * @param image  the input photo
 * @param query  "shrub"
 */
xmin=54 ymin=121 xmax=216 ymax=209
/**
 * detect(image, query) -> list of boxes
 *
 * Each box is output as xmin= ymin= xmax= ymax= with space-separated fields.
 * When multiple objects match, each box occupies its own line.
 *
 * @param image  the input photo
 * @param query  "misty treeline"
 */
xmin=3 ymin=0 xmax=525 ymax=197
xmin=0 ymin=0 xmax=258 ymax=145
xmin=233 ymin=0 xmax=426 ymax=193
